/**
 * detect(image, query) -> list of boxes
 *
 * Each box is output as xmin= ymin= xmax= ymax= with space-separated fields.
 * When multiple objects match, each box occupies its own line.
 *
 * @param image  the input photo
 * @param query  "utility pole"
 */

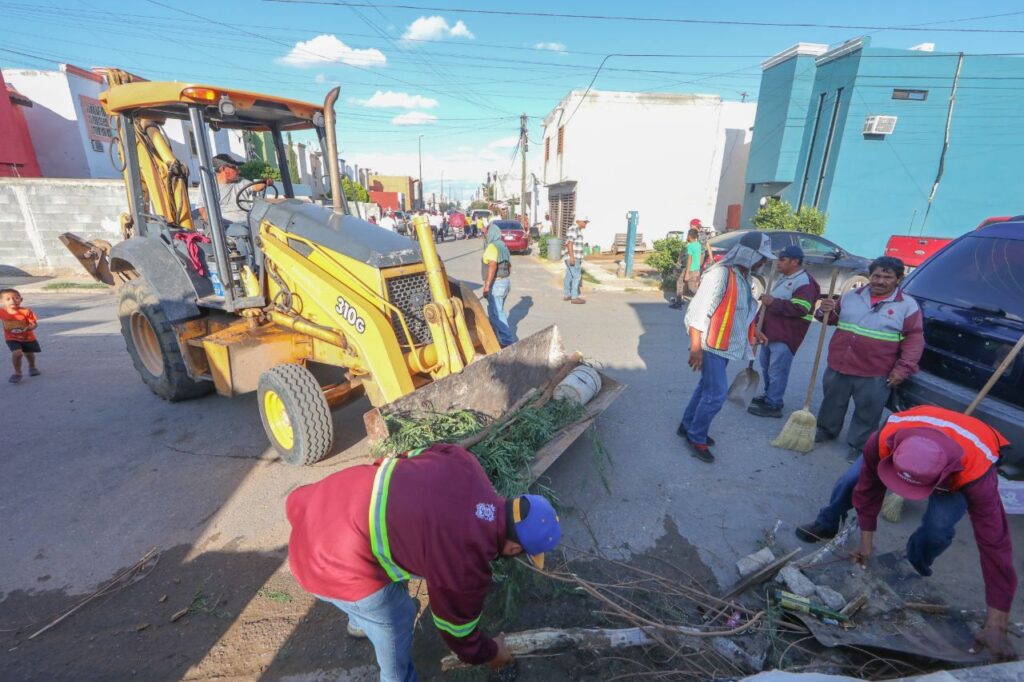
xmin=417 ymin=134 xmax=424 ymax=210
xmin=519 ymin=113 xmax=527 ymax=225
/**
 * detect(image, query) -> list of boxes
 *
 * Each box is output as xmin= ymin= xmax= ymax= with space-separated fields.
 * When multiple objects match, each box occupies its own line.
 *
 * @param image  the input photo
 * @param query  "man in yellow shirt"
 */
xmin=481 ymin=223 xmax=516 ymax=347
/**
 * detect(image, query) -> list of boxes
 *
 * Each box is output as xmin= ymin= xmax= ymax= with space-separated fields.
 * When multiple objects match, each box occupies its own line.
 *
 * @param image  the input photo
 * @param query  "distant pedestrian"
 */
xmin=748 ymin=245 xmax=821 ymax=418
xmin=428 ymin=210 xmax=442 ymax=242
xmin=368 ymin=215 xmax=378 ymax=225
xmin=678 ymin=232 xmax=773 ymax=463
xmin=691 ymin=217 xmax=716 ymax=247
xmin=474 ymin=215 xmax=486 ymax=239
xmin=540 ymin=213 xmax=553 ymax=235
xmin=379 ymin=211 xmax=397 ymax=232
xmin=670 ymin=228 xmax=703 ymax=309
xmin=482 ymin=222 xmax=516 ymax=347
xmin=562 ymin=215 xmax=589 ymax=304
xmin=815 ymin=256 xmax=924 ymax=460
xmin=1 ymin=288 xmax=41 ymax=384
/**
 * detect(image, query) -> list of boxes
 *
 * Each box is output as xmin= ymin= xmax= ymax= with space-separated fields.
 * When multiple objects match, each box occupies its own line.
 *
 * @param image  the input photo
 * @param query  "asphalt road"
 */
xmin=2 ymin=237 xmax=1021 ymax=632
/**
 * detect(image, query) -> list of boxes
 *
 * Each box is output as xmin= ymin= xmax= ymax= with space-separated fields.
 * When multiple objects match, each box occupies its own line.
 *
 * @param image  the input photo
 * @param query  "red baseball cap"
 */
xmin=877 ymin=428 xmax=964 ymax=500
xmin=689 ymin=218 xmax=702 ymax=227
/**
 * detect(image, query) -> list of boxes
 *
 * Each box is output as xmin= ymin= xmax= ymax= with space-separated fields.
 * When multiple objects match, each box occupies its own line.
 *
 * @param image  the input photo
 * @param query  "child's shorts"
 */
xmin=6 ymin=340 xmax=41 ymax=353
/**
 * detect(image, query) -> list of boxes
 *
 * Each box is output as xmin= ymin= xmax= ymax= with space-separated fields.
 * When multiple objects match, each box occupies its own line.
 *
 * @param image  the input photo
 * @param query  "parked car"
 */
xmin=891 ymin=218 xmax=1024 ymax=475
xmin=470 ymin=209 xmax=494 ymax=224
xmin=884 ymin=216 xmax=1013 ymax=271
xmin=492 ymin=220 xmax=529 ymax=254
xmin=707 ymin=230 xmax=871 ymax=299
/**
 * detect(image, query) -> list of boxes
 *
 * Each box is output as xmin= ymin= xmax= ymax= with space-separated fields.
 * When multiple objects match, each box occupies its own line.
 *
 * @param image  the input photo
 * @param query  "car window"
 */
xmin=903 ymin=235 xmax=1024 ymax=320
xmin=797 ymin=235 xmax=837 ymax=256
xmin=768 ymin=233 xmax=792 ymax=252
xmin=711 ymin=233 xmax=741 ymax=250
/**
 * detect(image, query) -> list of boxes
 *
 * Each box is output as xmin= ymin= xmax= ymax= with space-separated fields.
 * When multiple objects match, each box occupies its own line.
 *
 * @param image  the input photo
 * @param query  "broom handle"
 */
xmin=964 ymin=333 xmax=1024 ymax=416
xmin=802 ymin=268 xmax=840 ymax=410
xmin=751 ymin=262 xmax=778 ymax=362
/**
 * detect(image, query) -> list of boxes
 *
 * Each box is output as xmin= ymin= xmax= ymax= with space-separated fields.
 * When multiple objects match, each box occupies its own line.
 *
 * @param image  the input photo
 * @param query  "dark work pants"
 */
xmin=816 ymin=368 xmax=890 ymax=451
xmin=814 ymin=455 xmax=970 ymax=577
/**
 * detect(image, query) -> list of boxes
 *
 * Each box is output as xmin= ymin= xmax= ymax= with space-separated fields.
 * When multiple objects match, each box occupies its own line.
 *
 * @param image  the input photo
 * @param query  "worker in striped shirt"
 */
xmin=562 ymin=214 xmax=589 ymax=304
xmin=748 ymin=245 xmax=821 ymax=418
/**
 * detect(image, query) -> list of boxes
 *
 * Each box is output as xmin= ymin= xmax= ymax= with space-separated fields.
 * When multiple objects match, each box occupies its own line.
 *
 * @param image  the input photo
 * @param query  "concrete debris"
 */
xmin=710 ymin=636 xmax=766 ymax=673
xmin=736 ymin=547 xmax=776 ymax=578
xmin=777 ymin=564 xmax=817 ymax=597
xmin=815 ymin=585 xmax=847 ymax=612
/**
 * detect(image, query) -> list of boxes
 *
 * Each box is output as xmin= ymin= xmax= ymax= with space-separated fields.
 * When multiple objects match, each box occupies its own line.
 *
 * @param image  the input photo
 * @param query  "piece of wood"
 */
xmin=800 ymin=268 xmax=840 ymax=410
xmin=840 ymin=592 xmax=869 ymax=619
xmin=965 ymin=333 xmax=1024 ymax=416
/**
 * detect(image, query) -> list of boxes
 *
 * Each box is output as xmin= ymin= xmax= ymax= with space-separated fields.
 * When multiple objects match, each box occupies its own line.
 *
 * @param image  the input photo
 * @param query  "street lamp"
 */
xmin=417 ymin=134 xmax=424 ymax=210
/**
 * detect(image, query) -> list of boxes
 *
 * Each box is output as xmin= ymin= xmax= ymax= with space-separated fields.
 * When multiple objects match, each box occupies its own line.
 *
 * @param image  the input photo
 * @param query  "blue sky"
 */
xmin=3 ymin=0 xmax=1024 ymax=200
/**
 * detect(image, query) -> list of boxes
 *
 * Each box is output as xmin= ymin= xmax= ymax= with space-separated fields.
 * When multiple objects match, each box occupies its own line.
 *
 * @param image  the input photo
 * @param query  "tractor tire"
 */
xmin=257 ymin=364 xmax=334 ymax=466
xmin=118 ymin=278 xmax=213 ymax=402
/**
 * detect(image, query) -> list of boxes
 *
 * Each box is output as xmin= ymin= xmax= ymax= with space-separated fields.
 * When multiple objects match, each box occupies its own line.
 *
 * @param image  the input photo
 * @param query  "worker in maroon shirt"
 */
xmin=795 ymin=406 xmax=1017 ymax=662
xmin=286 ymin=443 xmax=562 ymax=681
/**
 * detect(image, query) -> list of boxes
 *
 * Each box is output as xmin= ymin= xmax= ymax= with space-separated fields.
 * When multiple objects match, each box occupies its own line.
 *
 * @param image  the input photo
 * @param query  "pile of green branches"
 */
xmin=372 ymin=397 xmax=585 ymax=499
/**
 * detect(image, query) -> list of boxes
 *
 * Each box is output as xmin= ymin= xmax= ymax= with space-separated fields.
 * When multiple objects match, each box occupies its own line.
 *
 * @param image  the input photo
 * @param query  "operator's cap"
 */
xmin=509 ymin=495 xmax=561 ymax=569
xmin=212 ymin=152 xmax=244 ymax=170
xmin=739 ymin=230 xmax=776 ymax=261
xmin=779 ymin=245 xmax=804 ymax=260
xmin=689 ymin=218 xmax=702 ymax=227
xmin=878 ymin=428 xmax=964 ymax=500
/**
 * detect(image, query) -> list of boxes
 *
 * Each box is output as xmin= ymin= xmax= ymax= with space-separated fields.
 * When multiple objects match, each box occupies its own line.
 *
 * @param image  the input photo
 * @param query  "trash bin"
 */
xmin=546 ymin=237 xmax=563 ymax=262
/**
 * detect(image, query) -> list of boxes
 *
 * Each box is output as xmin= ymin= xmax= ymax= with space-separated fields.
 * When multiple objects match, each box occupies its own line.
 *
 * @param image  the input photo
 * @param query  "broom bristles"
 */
xmin=881 ymin=492 xmax=905 ymax=523
xmin=772 ymin=408 xmax=817 ymax=453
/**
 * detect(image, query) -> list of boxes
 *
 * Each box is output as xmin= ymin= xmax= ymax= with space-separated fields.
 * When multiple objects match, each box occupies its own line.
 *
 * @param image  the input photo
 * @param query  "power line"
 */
xmin=266 ymin=1 xmax=1024 ymax=34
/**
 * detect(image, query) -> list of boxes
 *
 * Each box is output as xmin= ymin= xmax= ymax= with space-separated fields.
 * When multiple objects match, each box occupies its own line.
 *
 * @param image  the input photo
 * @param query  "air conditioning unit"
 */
xmin=863 ymin=115 xmax=898 ymax=135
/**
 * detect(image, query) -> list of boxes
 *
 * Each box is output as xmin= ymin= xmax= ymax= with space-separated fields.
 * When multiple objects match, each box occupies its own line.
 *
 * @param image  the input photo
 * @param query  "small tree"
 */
xmin=645 ymin=236 xmax=686 ymax=280
xmin=792 ymin=205 xmax=827 ymax=235
xmin=751 ymin=199 xmax=827 ymax=235
xmin=239 ymin=159 xmax=281 ymax=181
xmin=342 ymin=176 xmax=369 ymax=203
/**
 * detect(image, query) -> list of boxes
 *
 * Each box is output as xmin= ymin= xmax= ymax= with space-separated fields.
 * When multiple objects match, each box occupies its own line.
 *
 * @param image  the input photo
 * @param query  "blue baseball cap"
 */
xmin=510 ymin=495 xmax=561 ymax=569
xmin=779 ymin=245 xmax=804 ymax=260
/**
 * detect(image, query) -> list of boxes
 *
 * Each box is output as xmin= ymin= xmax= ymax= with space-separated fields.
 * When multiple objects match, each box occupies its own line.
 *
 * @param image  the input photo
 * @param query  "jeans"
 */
xmin=679 ymin=351 xmax=729 ymax=445
xmin=487 ymin=277 xmax=516 ymax=347
xmin=318 ymin=582 xmax=419 ymax=682
xmin=813 ymin=455 xmax=970 ymax=577
xmin=758 ymin=342 xmax=795 ymax=409
xmin=564 ymin=259 xmax=583 ymax=299
xmin=816 ymin=368 xmax=891 ymax=451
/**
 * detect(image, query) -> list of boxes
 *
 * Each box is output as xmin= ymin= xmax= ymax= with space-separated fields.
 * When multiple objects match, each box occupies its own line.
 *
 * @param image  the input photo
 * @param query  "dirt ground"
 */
xmin=0 ymin=519 xmax=720 ymax=681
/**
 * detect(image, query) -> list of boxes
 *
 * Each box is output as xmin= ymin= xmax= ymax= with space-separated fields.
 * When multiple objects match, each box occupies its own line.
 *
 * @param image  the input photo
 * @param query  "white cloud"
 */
xmin=488 ymin=136 xmax=519 ymax=149
xmin=402 ymin=16 xmax=474 ymax=41
xmin=391 ymin=111 xmax=438 ymax=126
xmin=354 ymin=90 xmax=439 ymax=109
xmin=534 ymin=42 xmax=566 ymax=52
xmin=278 ymin=34 xmax=386 ymax=67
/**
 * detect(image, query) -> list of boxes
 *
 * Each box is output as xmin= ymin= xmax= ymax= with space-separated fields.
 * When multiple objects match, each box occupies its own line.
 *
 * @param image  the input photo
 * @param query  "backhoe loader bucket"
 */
xmin=364 ymin=325 xmax=624 ymax=479
xmin=59 ymin=233 xmax=116 ymax=286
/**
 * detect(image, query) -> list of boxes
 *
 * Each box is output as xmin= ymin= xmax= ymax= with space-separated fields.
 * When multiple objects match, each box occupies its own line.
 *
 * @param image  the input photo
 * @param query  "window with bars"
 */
xmin=557 ymin=126 xmax=565 ymax=155
xmin=549 ymin=190 xmax=576 ymax=238
xmin=544 ymin=136 xmax=550 ymax=161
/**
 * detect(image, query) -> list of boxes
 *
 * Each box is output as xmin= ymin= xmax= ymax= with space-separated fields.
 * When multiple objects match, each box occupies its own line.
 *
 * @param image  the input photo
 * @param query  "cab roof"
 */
xmin=100 ymin=81 xmax=321 ymax=132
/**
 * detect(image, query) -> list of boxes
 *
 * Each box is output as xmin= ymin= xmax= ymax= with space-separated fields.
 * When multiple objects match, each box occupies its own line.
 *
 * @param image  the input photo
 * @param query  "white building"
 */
xmin=2 ymin=64 xmax=245 ymax=181
xmin=541 ymin=89 xmax=756 ymax=251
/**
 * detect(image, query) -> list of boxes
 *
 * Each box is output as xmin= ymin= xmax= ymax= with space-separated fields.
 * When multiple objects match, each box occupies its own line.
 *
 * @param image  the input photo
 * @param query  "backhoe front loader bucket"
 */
xmin=59 ymin=233 xmax=116 ymax=285
xmin=363 ymin=325 xmax=624 ymax=480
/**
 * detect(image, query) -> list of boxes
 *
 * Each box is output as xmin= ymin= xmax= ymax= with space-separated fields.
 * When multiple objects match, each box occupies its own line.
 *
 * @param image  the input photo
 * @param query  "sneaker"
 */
xmin=563 ymin=296 xmax=571 ymax=301
xmin=9 ymin=374 xmax=21 ymax=384
xmin=795 ymin=522 xmax=837 ymax=544
xmin=751 ymin=395 xmax=767 ymax=405
xmin=668 ymin=299 xmax=682 ymax=309
xmin=747 ymin=403 xmax=782 ymax=419
xmin=676 ymin=425 xmax=715 ymax=446
xmin=29 ymin=368 xmax=40 ymax=377
xmin=570 ymin=298 xmax=586 ymax=304
xmin=346 ymin=623 xmax=367 ymax=639
xmin=847 ymin=446 xmax=861 ymax=462
xmin=687 ymin=440 xmax=714 ymax=463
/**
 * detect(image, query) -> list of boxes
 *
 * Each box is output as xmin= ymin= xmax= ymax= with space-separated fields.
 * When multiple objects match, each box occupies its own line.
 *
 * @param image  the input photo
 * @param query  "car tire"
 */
xmin=257 ymin=363 xmax=334 ymax=466
xmin=750 ymin=275 xmax=766 ymax=301
xmin=842 ymin=275 xmax=869 ymax=294
xmin=118 ymin=277 xmax=213 ymax=402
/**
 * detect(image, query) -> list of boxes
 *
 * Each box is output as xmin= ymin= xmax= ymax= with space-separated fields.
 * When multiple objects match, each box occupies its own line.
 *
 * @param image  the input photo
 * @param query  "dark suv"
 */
xmin=892 ymin=218 xmax=1024 ymax=474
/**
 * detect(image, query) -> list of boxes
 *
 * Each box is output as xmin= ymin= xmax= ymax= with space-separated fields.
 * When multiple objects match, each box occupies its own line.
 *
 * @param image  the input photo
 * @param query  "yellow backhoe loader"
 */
xmin=61 ymin=70 xmax=622 ymax=466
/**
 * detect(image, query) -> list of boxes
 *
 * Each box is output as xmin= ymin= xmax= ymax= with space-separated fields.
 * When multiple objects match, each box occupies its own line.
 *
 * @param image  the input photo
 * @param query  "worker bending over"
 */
xmin=796 ymin=405 xmax=1017 ymax=661
xmin=286 ymin=443 xmax=562 ymax=681
xmin=748 ymin=245 xmax=820 ymax=418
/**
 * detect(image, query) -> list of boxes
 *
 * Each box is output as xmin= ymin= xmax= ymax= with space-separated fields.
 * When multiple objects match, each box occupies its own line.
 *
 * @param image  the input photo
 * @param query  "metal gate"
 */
xmin=548 ymin=184 xmax=576 ymax=238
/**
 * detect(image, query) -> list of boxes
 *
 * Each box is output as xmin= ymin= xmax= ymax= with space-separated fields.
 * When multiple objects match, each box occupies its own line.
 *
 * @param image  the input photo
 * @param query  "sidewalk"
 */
xmin=530 ymin=252 xmax=663 ymax=293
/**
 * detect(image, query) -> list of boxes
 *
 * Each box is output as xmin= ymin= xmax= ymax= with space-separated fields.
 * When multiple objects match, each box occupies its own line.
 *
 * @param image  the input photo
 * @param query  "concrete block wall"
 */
xmin=0 ymin=178 xmax=125 ymax=275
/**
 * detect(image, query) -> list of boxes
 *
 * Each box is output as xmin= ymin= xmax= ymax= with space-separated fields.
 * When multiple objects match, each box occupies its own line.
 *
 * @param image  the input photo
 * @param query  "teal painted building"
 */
xmin=742 ymin=38 xmax=1024 ymax=256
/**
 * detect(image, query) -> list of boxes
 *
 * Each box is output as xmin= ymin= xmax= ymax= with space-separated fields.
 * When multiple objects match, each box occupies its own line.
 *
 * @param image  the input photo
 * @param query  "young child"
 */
xmin=1 ymin=288 xmax=41 ymax=384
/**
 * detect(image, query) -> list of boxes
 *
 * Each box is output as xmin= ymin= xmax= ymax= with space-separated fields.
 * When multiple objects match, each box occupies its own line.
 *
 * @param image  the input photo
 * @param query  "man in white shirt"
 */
xmin=428 ymin=210 xmax=442 ymax=242
xmin=540 ymin=213 xmax=553 ymax=236
xmin=379 ymin=211 xmax=397 ymax=232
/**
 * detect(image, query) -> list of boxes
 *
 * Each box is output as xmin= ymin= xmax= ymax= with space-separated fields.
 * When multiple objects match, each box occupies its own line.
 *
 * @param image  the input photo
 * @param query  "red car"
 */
xmin=493 ymin=220 xmax=529 ymax=253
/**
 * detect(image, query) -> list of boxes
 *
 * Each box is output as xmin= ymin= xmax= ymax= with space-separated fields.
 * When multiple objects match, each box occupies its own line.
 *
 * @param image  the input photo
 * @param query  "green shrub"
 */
xmin=645 ymin=237 xmax=685 ymax=279
xmin=751 ymin=199 xmax=827 ymax=235
xmin=342 ymin=176 xmax=369 ymax=202
xmin=793 ymin=205 xmax=827 ymax=235
xmin=239 ymin=160 xmax=281 ymax=181
xmin=538 ymin=237 xmax=548 ymax=259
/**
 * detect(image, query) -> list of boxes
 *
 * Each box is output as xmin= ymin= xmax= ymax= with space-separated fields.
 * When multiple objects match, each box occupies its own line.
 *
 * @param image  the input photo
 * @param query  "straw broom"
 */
xmin=772 ymin=268 xmax=839 ymax=453
xmin=882 ymin=331 xmax=1024 ymax=522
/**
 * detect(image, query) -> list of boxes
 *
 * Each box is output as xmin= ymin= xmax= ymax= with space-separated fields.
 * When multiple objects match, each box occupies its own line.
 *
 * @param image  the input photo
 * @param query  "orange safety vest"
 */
xmin=706 ymin=266 xmax=756 ymax=351
xmin=878 ymin=406 xmax=1009 ymax=491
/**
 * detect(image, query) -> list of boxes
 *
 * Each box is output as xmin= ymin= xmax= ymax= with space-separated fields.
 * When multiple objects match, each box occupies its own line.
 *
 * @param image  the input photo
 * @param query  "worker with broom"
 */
xmin=794 ymin=405 xmax=1017 ymax=661
xmin=286 ymin=443 xmax=562 ymax=680
xmin=813 ymin=256 xmax=924 ymax=460
xmin=678 ymin=230 xmax=773 ymax=463
xmin=747 ymin=245 xmax=820 ymax=419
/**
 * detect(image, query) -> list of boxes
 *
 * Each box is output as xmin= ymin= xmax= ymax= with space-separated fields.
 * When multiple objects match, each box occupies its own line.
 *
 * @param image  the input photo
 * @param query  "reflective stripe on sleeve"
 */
xmin=368 ymin=458 xmax=411 ymax=582
xmin=432 ymin=612 xmax=482 ymax=638
xmin=887 ymin=414 xmax=998 ymax=464
xmin=836 ymin=321 xmax=903 ymax=342
xmin=791 ymin=298 xmax=812 ymax=311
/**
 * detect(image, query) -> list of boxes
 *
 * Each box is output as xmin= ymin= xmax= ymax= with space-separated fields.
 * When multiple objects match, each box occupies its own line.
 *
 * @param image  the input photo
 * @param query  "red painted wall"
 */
xmin=369 ymin=190 xmax=401 ymax=212
xmin=0 ymin=73 xmax=41 ymax=177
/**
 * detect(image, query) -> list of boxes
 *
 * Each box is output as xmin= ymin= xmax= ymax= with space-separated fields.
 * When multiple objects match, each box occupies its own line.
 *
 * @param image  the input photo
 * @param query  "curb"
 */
xmin=528 ymin=254 xmax=663 ymax=293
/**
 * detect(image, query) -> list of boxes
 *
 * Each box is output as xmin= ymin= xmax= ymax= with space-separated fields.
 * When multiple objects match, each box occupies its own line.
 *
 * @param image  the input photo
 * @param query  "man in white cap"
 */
xmin=562 ymin=214 xmax=589 ymax=304
xmin=678 ymin=231 xmax=773 ymax=463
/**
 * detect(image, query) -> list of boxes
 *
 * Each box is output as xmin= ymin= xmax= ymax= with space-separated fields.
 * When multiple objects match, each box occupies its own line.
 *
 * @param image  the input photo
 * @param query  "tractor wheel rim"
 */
xmin=263 ymin=390 xmax=295 ymax=450
xmin=130 ymin=312 xmax=163 ymax=378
